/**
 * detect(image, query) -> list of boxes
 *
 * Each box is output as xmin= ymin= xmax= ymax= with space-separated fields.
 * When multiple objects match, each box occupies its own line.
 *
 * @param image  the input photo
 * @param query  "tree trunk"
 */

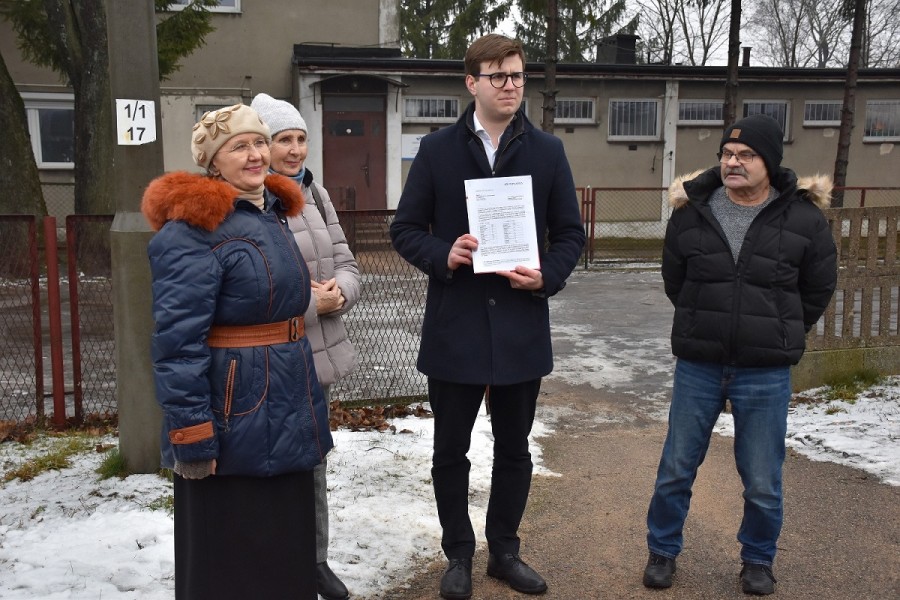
xmin=723 ymin=0 xmax=741 ymax=128
xmin=832 ymin=0 xmax=866 ymax=207
xmin=0 ymin=51 xmax=47 ymax=217
xmin=540 ymin=0 xmax=558 ymax=133
xmin=45 ymin=0 xmax=114 ymax=216
xmin=0 ymin=51 xmax=47 ymax=278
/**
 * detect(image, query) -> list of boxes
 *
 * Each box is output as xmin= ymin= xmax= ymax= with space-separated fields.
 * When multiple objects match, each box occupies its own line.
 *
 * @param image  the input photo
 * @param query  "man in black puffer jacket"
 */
xmin=642 ymin=114 xmax=837 ymax=596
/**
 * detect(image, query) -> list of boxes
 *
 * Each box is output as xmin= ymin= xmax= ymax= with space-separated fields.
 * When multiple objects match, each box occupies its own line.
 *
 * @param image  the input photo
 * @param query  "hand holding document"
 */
xmin=464 ymin=175 xmax=540 ymax=274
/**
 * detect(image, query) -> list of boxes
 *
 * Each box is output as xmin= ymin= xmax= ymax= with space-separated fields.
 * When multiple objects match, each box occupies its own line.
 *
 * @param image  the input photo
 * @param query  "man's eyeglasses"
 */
xmin=474 ymin=71 xmax=528 ymax=88
xmin=717 ymin=149 xmax=758 ymax=165
xmin=227 ymin=138 xmax=270 ymax=156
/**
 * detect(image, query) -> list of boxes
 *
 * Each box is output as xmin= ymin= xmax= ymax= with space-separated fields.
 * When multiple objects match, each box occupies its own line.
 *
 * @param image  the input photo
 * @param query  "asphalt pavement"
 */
xmin=381 ymin=268 xmax=900 ymax=600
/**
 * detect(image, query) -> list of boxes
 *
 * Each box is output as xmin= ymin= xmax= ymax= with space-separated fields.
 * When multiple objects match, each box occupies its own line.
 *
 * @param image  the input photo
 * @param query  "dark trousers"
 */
xmin=429 ymin=377 xmax=541 ymax=559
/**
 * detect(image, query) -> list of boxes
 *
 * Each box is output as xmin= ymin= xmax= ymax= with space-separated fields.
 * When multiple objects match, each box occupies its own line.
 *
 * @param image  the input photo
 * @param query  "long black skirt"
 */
xmin=174 ymin=470 xmax=316 ymax=600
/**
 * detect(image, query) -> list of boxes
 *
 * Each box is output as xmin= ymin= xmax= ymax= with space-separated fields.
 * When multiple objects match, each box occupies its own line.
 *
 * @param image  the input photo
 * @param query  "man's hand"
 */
xmin=497 ymin=265 xmax=544 ymax=291
xmin=447 ymin=234 xmax=479 ymax=271
xmin=312 ymin=278 xmax=346 ymax=314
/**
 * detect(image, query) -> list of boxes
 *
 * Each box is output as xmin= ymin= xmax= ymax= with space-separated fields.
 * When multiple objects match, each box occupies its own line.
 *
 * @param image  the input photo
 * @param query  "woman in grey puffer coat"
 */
xmin=251 ymin=93 xmax=360 ymax=600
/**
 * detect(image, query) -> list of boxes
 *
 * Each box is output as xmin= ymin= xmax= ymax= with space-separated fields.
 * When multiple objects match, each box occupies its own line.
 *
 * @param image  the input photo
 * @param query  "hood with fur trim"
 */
xmin=141 ymin=171 xmax=304 ymax=232
xmin=667 ymin=167 xmax=832 ymax=211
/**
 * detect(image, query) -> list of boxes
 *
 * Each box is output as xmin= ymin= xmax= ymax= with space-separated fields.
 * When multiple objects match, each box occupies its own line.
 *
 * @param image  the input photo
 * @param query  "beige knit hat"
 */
xmin=191 ymin=103 xmax=271 ymax=169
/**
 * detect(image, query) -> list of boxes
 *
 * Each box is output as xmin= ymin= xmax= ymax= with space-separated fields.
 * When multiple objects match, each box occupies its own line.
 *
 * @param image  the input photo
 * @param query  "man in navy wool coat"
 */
xmin=390 ymin=33 xmax=585 ymax=600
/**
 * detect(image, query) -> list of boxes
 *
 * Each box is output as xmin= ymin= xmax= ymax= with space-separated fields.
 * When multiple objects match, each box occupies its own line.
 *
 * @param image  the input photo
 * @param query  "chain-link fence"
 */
xmin=331 ymin=210 xmax=428 ymax=405
xmin=0 ymin=216 xmax=43 ymax=423
xmin=42 ymin=182 xmax=75 ymax=219
xmin=67 ymin=215 xmax=115 ymax=420
xmin=3 ymin=183 xmax=896 ymax=422
xmin=581 ymin=187 xmax=668 ymax=264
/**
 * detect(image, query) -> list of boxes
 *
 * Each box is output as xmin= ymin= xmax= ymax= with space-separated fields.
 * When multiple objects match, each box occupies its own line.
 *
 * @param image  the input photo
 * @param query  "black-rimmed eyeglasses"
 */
xmin=474 ymin=71 xmax=528 ymax=88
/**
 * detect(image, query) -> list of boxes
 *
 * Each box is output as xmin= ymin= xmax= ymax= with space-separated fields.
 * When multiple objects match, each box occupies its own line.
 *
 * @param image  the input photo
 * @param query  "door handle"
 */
xmin=361 ymin=154 xmax=370 ymax=187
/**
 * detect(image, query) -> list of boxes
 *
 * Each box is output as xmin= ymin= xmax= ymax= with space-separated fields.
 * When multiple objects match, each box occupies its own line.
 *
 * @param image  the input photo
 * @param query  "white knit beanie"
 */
xmin=251 ymin=93 xmax=308 ymax=138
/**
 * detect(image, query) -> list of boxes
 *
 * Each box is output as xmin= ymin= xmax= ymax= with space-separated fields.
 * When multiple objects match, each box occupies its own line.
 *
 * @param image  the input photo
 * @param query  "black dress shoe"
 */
xmin=440 ymin=558 xmax=472 ymax=600
xmin=740 ymin=563 xmax=776 ymax=595
xmin=486 ymin=553 xmax=547 ymax=594
xmin=643 ymin=552 xmax=676 ymax=588
xmin=316 ymin=561 xmax=350 ymax=600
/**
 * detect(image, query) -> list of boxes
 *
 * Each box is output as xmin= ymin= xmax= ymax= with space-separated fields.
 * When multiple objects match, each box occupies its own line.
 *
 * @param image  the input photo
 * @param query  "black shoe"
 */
xmin=643 ymin=552 xmax=676 ymax=588
xmin=440 ymin=557 xmax=472 ymax=600
xmin=486 ymin=553 xmax=548 ymax=595
xmin=740 ymin=563 xmax=776 ymax=595
xmin=316 ymin=561 xmax=350 ymax=600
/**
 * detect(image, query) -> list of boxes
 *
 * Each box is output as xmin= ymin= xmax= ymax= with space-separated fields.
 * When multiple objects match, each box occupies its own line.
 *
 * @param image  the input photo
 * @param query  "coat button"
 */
xmin=174 ymin=432 xmax=184 ymax=442
xmin=488 ymin=298 xmax=496 ymax=306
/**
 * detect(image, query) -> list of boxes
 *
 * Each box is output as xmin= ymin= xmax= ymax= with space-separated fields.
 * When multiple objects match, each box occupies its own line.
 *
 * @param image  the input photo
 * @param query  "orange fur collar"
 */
xmin=141 ymin=171 xmax=303 ymax=232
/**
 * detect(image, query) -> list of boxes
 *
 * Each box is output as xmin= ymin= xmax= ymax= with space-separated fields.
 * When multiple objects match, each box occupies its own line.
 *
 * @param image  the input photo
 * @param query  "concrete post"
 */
xmin=106 ymin=0 xmax=164 ymax=474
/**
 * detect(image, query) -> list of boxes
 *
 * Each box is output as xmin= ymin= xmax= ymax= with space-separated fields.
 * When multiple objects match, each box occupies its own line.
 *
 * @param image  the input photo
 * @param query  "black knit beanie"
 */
xmin=720 ymin=113 xmax=784 ymax=176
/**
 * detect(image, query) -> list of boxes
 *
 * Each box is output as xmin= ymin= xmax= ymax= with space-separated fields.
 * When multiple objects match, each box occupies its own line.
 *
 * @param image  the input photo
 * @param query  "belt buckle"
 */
xmin=288 ymin=317 xmax=301 ymax=342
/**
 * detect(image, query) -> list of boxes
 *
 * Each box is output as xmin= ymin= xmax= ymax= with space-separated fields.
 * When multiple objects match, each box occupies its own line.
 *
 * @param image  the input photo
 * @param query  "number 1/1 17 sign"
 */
xmin=115 ymin=99 xmax=157 ymax=145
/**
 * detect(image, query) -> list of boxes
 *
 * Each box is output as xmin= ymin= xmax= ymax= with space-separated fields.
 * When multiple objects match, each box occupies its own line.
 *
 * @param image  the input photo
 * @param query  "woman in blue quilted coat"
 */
xmin=141 ymin=103 xmax=332 ymax=600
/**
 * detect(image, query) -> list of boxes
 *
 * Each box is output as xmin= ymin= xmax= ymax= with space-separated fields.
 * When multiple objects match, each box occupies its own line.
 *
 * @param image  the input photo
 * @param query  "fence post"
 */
xmin=43 ymin=217 xmax=67 ymax=428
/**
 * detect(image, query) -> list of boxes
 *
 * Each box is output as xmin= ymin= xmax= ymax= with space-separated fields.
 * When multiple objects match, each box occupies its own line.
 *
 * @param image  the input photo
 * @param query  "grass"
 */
xmin=2 ymin=435 xmax=95 ymax=482
xmin=792 ymin=368 xmax=884 ymax=408
xmin=95 ymin=447 xmax=129 ymax=480
xmin=822 ymin=369 xmax=883 ymax=402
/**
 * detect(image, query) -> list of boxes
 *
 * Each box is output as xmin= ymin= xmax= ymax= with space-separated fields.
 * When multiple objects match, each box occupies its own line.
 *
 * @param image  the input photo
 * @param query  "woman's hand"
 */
xmin=312 ymin=278 xmax=346 ymax=315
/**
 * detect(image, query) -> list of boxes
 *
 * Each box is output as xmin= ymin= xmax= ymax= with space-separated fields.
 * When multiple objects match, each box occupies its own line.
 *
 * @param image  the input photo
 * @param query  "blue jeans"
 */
xmin=646 ymin=359 xmax=790 ymax=566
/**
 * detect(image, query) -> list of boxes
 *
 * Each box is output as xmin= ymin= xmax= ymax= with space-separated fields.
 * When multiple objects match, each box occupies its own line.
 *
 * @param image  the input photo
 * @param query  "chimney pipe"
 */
xmin=741 ymin=46 xmax=751 ymax=67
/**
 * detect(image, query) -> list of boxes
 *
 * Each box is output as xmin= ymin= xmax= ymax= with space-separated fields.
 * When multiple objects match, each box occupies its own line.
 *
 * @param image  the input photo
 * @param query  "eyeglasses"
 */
xmin=226 ymin=138 xmax=270 ymax=156
xmin=475 ymin=71 xmax=528 ymax=88
xmin=717 ymin=149 xmax=758 ymax=165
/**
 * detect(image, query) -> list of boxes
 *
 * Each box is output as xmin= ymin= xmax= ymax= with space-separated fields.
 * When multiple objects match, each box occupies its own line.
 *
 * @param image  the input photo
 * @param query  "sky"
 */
xmin=0 ymin=273 xmax=898 ymax=599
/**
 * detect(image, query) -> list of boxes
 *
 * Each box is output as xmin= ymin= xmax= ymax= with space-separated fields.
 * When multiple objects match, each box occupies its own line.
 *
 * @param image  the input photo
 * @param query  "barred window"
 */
xmin=23 ymin=93 xmax=75 ymax=169
xmin=608 ymin=99 xmax=660 ymax=140
xmin=678 ymin=100 xmax=723 ymax=125
xmin=555 ymin=98 xmax=596 ymax=124
xmin=743 ymin=100 xmax=789 ymax=139
xmin=864 ymin=100 xmax=900 ymax=141
xmin=403 ymin=97 xmax=459 ymax=123
xmin=804 ymin=101 xmax=842 ymax=126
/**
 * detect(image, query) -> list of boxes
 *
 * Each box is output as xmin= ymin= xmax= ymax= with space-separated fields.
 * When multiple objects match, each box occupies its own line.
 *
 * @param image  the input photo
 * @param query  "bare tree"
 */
xmin=747 ymin=0 xmax=852 ymax=67
xmin=723 ymin=0 xmax=740 ymax=127
xmin=861 ymin=0 xmax=900 ymax=67
xmin=747 ymin=0 xmax=811 ymax=66
xmin=635 ymin=0 xmax=680 ymax=64
xmin=833 ymin=0 xmax=866 ymax=207
xmin=676 ymin=0 xmax=730 ymax=66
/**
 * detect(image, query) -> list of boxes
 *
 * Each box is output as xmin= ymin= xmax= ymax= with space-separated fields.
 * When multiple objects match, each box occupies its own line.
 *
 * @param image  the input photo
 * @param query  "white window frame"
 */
xmin=742 ymin=100 xmax=790 ymax=140
xmin=677 ymin=99 xmax=724 ymax=126
xmin=167 ymin=0 xmax=241 ymax=13
xmin=863 ymin=99 xmax=900 ymax=142
xmin=608 ymin=98 xmax=661 ymax=141
xmin=22 ymin=92 xmax=75 ymax=170
xmin=402 ymin=96 xmax=460 ymax=123
xmin=554 ymin=97 xmax=597 ymax=125
xmin=803 ymin=100 xmax=842 ymax=127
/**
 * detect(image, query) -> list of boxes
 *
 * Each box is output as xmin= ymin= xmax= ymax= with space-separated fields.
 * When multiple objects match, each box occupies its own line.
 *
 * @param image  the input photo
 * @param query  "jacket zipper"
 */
xmin=223 ymin=358 xmax=236 ymax=432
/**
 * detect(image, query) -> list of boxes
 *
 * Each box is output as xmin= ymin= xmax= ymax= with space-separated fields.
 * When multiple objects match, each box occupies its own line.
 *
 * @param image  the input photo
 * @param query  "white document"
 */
xmin=464 ymin=175 xmax=540 ymax=274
